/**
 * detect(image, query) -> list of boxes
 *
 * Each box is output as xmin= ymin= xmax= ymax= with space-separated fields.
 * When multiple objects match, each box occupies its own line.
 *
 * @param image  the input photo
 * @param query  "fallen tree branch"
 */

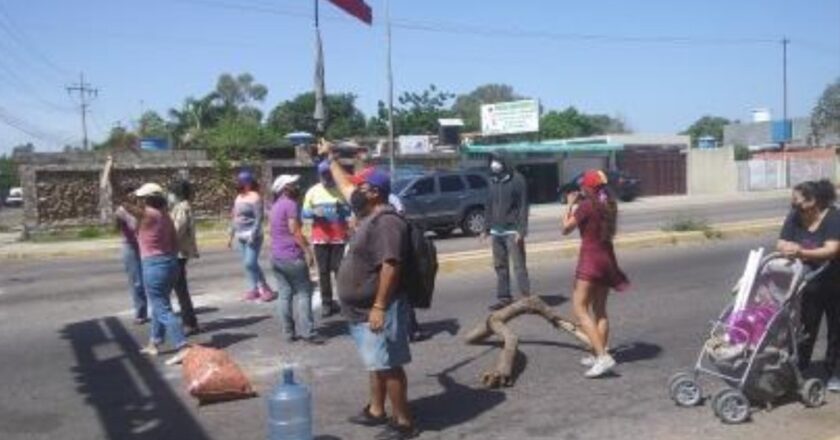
xmin=464 ymin=295 xmax=590 ymax=388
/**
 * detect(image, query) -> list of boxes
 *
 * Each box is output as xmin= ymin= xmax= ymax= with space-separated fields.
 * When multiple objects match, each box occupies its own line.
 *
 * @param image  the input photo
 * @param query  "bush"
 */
xmin=662 ymin=216 xmax=722 ymax=239
xmin=77 ymin=226 xmax=105 ymax=239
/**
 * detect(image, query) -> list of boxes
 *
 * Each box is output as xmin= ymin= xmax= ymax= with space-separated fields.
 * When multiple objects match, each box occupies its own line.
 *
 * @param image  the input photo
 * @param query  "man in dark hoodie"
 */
xmin=483 ymin=150 xmax=531 ymax=311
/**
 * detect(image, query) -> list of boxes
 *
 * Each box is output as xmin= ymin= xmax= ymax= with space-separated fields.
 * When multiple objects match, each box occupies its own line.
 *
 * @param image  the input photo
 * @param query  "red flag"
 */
xmin=327 ymin=0 xmax=372 ymax=25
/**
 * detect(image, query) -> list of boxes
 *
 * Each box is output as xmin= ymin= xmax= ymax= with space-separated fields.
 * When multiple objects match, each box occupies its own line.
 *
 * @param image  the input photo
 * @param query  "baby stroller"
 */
xmin=668 ymin=249 xmax=828 ymax=424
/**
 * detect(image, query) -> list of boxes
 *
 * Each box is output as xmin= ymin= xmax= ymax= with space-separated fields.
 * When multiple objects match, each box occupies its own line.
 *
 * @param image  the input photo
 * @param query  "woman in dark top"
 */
xmin=777 ymin=179 xmax=840 ymax=392
xmin=562 ymin=170 xmax=629 ymax=378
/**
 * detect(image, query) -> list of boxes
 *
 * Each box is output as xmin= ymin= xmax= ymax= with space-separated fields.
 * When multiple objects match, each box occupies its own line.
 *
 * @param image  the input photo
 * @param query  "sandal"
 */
xmin=347 ymin=405 xmax=388 ymax=427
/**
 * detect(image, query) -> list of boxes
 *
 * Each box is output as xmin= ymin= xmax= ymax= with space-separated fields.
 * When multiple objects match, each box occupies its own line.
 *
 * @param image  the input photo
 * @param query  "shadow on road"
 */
xmin=419 ymin=318 xmax=460 ymax=338
xmin=193 ymin=306 xmax=220 ymax=316
xmin=200 ymin=314 xmax=271 ymax=333
xmin=611 ymin=341 xmax=663 ymax=364
xmin=61 ymin=317 xmax=211 ymax=440
xmin=202 ymin=332 xmax=258 ymax=350
xmin=318 ymin=319 xmax=349 ymax=339
xmin=411 ymin=354 xmax=506 ymax=432
xmin=539 ymin=294 xmax=569 ymax=307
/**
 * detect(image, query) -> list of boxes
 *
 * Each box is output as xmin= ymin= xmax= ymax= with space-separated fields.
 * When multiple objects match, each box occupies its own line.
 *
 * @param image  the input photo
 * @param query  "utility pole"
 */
xmin=782 ymin=37 xmax=789 ymax=129
xmin=66 ymin=72 xmax=98 ymax=150
xmin=385 ymin=0 xmax=396 ymax=175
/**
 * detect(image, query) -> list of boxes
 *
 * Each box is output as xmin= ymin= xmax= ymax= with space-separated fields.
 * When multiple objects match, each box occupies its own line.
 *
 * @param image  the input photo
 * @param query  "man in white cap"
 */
xmin=269 ymin=174 xmax=323 ymax=345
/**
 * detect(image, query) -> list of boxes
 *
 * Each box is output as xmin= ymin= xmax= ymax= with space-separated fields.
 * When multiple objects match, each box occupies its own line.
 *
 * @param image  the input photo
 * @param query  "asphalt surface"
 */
xmin=425 ymin=196 xmax=788 ymax=254
xmin=1 ymin=233 xmax=839 ymax=440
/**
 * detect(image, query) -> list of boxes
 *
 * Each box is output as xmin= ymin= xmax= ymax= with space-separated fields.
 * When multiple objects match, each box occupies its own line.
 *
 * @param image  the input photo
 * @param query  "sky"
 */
xmin=0 ymin=0 xmax=839 ymax=155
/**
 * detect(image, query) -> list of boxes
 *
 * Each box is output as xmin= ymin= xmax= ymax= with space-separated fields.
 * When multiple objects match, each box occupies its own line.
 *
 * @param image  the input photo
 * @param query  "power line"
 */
xmin=176 ymin=0 xmax=781 ymax=47
xmin=66 ymin=73 xmax=98 ymax=150
xmin=0 ymin=105 xmax=69 ymax=145
xmin=0 ymin=3 xmax=71 ymax=79
xmin=0 ymin=61 xmax=74 ymax=114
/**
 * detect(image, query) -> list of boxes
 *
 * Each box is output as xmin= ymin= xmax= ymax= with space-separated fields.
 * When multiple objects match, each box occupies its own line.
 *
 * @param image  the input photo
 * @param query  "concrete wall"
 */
xmin=687 ymin=147 xmax=738 ymax=195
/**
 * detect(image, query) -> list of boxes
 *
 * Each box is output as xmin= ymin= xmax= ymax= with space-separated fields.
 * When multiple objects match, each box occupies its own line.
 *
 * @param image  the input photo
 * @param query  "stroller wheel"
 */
xmin=713 ymin=389 xmax=751 ymax=424
xmin=800 ymin=378 xmax=826 ymax=408
xmin=668 ymin=372 xmax=702 ymax=407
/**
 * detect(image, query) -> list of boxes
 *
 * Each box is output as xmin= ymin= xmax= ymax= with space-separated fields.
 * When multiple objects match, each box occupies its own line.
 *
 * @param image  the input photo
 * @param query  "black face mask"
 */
xmin=350 ymin=189 xmax=370 ymax=217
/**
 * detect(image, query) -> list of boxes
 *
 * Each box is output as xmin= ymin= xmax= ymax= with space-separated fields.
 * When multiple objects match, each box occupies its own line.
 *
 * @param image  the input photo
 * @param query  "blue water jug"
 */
xmin=268 ymin=367 xmax=312 ymax=440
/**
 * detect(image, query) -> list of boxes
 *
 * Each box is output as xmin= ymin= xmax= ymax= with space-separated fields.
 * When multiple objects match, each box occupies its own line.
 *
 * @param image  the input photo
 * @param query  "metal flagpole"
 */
xmin=386 ymin=0 xmax=396 ymax=175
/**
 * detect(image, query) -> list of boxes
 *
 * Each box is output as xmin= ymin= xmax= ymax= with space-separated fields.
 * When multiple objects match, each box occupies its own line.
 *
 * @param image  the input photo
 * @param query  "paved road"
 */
xmin=2 ymin=233 xmax=838 ymax=440
xmin=434 ymin=195 xmax=788 ymax=254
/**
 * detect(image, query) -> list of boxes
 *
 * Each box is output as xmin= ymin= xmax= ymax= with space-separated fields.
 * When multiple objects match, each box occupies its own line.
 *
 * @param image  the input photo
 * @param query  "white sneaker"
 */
xmin=585 ymin=355 xmax=616 ymax=378
xmin=581 ymin=348 xmax=611 ymax=367
xmin=580 ymin=354 xmax=596 ymax=367
xmin=827 ymin=375 xmax=840 ymax=393
xmin=164 ymin=346 xmax=190 ymax=366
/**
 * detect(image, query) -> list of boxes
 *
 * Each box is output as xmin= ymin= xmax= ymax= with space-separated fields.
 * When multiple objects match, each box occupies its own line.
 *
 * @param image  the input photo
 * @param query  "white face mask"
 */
xmin=490 ymin=161 xmax=504 ymax=174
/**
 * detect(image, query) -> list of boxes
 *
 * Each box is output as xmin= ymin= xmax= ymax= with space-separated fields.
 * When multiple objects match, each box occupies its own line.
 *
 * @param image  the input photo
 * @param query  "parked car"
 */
xmin=393 ymin=170 xmax=489 ymax=237
xmin=557 ymin=170 xmax=641 ymax=203
xmin=4 ymin=187 xmax=22 ymax=207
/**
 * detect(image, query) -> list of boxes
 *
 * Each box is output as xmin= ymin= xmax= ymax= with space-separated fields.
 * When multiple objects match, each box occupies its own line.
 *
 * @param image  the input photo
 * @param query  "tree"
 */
xmin=368 ymin=84 xmax=455 ymax=136
xmin=681 ymin=116 xmax=731 ymax=148
xmin=540 ymin=107 xmax=629 ymax=139
xmin=138 ymin=111 xmax=169 ymax=139
xmin=812 ymin=77 xmax=840 ymax=143
xmin=94 ymin=126 xmax=138 ymax=151
xmin=452 ymin=84 xmax=523 ymax=132
xmin=168 ymin=95 xmax=219 ymax=148
xmin=267 ymin=92 xmax=367 ymax=140
xmin=0 ymin=154 xmax=19 ymax=190
xmin=199 ymin=114 xmax=277 ymax=163
xmin=214 ymin=72 xmax=268 ymax=121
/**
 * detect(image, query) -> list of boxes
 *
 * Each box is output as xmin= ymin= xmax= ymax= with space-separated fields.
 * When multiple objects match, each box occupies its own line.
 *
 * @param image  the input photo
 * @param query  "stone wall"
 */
xmin=36 ymin=170 xmax=100 ymax=225
xmin=19 ymin=149 xmax=315 ymax=229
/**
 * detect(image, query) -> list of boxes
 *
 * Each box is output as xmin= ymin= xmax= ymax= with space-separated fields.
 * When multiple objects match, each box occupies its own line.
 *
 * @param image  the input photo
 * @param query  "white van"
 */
xmin=5 ymin=187 xmax=22 ymax=207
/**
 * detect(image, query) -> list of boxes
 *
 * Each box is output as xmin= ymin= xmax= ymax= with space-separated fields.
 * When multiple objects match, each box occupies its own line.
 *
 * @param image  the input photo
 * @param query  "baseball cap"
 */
xmin=317 ymin=160 xmax=332 ymax=175
xmin=236 ymin=170 xmax=255 ymax=186
xmin=349 ymin=167 xmax=391 ymax=196
xmin=581 ymin=169 xmax=608 ymax=189
xmin=271 ymin=174 xmax=301 ymax=194
xmin=134 ymin=182 xmax=165 ymax=198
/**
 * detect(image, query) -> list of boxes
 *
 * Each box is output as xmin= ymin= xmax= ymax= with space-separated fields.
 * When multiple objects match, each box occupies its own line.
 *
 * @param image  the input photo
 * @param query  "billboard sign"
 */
xmin=481 ymin=99 xmax=539 ymax=136
xmin=398 ymin=135 xmax=432 ymax=155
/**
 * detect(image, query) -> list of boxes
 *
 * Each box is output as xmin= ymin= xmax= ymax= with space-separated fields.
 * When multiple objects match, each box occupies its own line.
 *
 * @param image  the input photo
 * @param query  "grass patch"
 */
xmin=662 ymin=216 xmax=722 ymax=239
xmin=28 ymin=226 xmax=117 ymax=243
xmin=77 ymin=226 xmax=105 ymax=239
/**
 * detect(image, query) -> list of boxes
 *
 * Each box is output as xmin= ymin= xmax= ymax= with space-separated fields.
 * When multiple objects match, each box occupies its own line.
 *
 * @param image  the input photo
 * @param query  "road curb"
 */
xmin=0 ymin=218 xmax=782 ymax=268
xmin=437 ymin=218 xmax=782 ymax=274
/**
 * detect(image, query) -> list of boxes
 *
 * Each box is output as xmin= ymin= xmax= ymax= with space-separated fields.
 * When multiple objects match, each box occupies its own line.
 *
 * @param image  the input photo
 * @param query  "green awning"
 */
xmin=464 ymin=140 xmax=624 ymax=154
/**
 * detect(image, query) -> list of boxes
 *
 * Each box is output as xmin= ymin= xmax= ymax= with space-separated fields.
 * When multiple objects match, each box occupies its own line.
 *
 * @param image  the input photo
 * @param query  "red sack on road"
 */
xmin=182 ymin=345 xmax=257 ymax=404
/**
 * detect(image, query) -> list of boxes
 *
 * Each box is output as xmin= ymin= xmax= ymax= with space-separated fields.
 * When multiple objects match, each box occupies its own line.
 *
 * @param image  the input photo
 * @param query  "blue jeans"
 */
xmin=236 ymin=234 xmax=268 ymax=291
xmin=349 ymin=297 xmax=412 ymax=371
xmin=122 ymin=243 xmax=147 ymax=319
xmin=142 ymin=255 xmax=186 ymax=349
xmin=272 ymin=258 xmax=314 ymax=339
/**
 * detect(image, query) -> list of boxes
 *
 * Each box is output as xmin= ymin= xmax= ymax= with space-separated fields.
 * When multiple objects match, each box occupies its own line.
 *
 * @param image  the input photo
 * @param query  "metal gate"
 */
xmin=617 ymin=150 xmax=686 ymax=196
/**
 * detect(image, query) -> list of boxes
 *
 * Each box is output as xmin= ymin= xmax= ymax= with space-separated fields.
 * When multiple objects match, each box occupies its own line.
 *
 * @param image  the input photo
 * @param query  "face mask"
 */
xmin=350 ymin=189 xmax=370 ymax=217
xmin=490 ymin=161 xmax=504 ymax=174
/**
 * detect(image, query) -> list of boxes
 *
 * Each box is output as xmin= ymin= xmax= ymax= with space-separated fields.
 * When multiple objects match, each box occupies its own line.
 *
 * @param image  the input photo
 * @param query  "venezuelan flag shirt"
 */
xmin=302 ymin=183 xmax=351 ymax=245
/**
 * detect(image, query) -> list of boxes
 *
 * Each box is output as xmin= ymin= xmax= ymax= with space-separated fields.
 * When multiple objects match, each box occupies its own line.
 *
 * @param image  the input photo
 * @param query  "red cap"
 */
xmin=349 ymin=166 xmax=391 ymax=195
xmin=581 ymin=169 xmax=608 ymax=189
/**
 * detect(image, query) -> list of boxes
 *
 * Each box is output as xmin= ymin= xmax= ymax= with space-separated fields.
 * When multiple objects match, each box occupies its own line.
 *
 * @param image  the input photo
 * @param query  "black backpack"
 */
xmin=375 ymin=211 xmax=438 ymax=309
